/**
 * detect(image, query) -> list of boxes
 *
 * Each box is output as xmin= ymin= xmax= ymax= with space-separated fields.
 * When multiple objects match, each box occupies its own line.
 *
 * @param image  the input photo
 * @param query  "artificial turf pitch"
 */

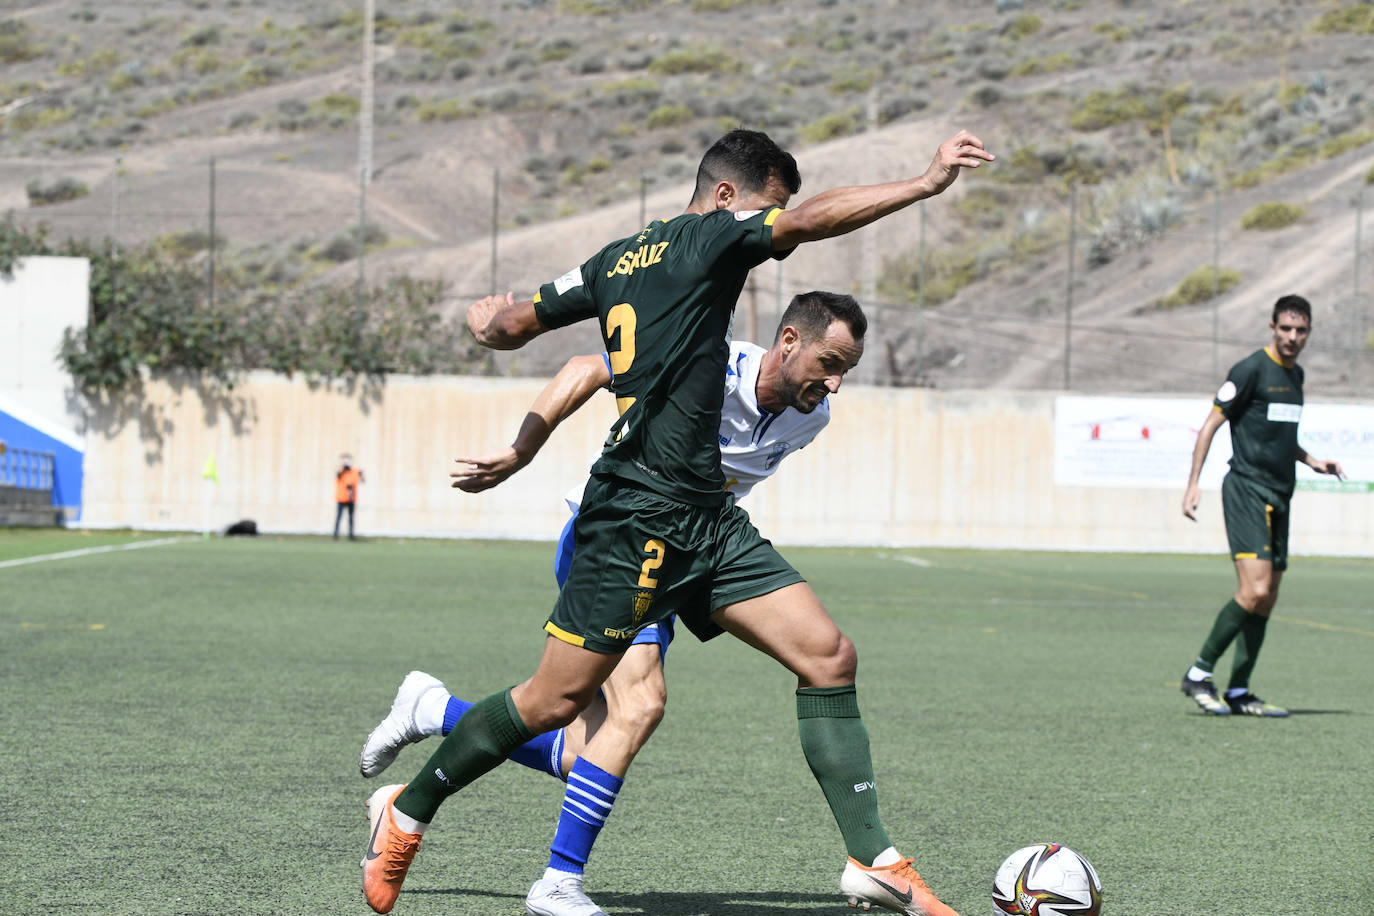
xmin=2 ymin=530 xmax=1370 ymax=915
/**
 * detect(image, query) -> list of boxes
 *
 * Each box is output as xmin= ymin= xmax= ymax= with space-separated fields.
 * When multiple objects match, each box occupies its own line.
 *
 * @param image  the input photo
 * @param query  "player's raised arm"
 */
xmin=466 ymin=291 xmax=548 ymax=350
xmin=769 ymin=130 xmax=994 ymax=250
xmin=1183 ymin=407 xmax=1228 ymax=520
xmin=452 ymin=354 xmax=612 ymax=492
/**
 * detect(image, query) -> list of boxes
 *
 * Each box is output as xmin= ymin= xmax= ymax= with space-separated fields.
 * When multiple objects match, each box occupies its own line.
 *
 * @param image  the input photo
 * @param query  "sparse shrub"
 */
xmin=878 ymin=95 xmax=927 ymax=125
xmin=1069 ymin=87 xmax=1150 ymax=131
xmin=1004 ymin=13 xmax=1041 ymax=40
xmin=183 ymin=25 xmax=220 ymax=46
xmin=0 ymin=19 xmax=40 ymax=63
xmin=645 ymin=102 xmax=694 ymax=129
xmin=1088 ymin=181 xmax=1184 ymax=266
xmin=976 ymin=59 xmax=1010 ymax=81
xmin=1230 ymin=148 xmax=1317 ymax=189
xmin=1309 ymin=3 xmax=1374 ymax=34
xmin=1321 ymin=130 xmax=1374 ymax=158
xmin=1009 ymin=52 xmax=1074 ymax=77
xmin=968 ymin=85 xmax=1002 ymax=108
xmin=830 ymin=68 xmax=876 ymax=94
xmin=416 ymin=98 xmax=474 ymax=122
xmin=1159 ymin=265 xmax=1241 ymax=309
xmin=228 ymin=111 xmax=258 ymax=129
xmin=26 ymin=177 xmax=90 ymax=206
xmin=155 ymin=229 xmax=227 ymax=259
xmin=648 ymin=45 xmax=740 ymax=76
xmin=1092 ymin=21 xmax=1130 ymax=42
xmin=799 ymin=110 xmax=858 ymax=144
xmin=316 ymin=224 xmax=388 ymax=262
xmin=1366 ymin=162 xmax=1374 ymax=184
xmin=1240 ymin=202 xmax=1305 ymax=231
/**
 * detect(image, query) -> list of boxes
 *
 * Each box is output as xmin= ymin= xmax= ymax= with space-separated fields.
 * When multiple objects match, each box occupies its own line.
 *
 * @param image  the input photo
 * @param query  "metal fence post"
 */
xmin=1064 ymin=183 xmax=1076 ymax=390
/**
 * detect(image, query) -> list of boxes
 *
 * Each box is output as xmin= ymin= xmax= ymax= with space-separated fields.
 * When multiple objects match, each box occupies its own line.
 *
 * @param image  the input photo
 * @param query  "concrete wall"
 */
xmin=0 ymin=256 xmax=89 ymax=432
xmin=77 ymin=372 xmax=1374 ymax=556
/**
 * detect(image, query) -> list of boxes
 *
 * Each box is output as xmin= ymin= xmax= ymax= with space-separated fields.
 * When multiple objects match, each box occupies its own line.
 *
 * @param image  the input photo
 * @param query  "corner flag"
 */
xmin=202 ymin=453 xmax=219 ymax=484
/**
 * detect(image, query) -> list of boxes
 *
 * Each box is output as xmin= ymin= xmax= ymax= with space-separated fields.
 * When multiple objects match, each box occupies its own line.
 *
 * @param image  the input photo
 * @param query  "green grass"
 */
xmin=2 ymin=533 xmax=1372 ymax=914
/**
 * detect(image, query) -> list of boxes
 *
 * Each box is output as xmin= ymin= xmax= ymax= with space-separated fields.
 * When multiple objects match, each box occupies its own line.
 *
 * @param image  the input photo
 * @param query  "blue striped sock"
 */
xmin=442 ymin=695 xmax=565 ymax=779
xmin=548 ymin=757 xmax=623 ymax=874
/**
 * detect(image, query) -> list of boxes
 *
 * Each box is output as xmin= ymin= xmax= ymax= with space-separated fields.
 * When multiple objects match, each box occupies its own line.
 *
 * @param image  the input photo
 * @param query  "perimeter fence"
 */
xmin=7 ymin=151 xmax=1373 ymax=396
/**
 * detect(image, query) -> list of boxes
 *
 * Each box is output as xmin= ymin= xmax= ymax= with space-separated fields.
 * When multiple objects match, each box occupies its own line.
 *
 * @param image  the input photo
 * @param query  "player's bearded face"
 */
xmin=781 ymin=322 xmax=864 ymax=413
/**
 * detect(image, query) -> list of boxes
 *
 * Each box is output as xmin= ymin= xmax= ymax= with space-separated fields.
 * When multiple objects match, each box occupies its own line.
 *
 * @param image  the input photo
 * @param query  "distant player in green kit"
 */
xmin=359 ymin=127 xmax=994 ymax=916
xmin=1179 ymin=295 xmax=1345 ymax=717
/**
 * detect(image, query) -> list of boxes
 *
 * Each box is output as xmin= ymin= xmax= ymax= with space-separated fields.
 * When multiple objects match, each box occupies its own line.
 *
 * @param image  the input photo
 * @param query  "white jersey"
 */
xmin=565 ymin=341 xmax=830 ymax=510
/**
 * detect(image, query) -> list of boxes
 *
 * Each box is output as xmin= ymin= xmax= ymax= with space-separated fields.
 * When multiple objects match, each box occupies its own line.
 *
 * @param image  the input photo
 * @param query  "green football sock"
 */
xmin=1196 ymin=599 xmax=1248 ymax=671
xmin=394 ymin=688 xmax=534 ymax=824
xmin=796 ymin=685 xmax=892 ymax=865
xmin=1228 ymin=612 xmax=1269 ymax=691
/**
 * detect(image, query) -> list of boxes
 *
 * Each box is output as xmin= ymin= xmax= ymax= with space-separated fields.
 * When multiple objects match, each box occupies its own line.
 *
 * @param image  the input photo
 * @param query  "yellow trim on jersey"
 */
xmin=1263 ymin=345 xmax=1293 ymax=368
xmin=764 ymin=207 xmax=783 ymax=226
xmin=1234 ymin=552 xmax=1259 ymax=560
xmin=1212 ymin=404 xmax=1224 ymax=413
xmin=544 ymin=620 xmax=586 ymax=647
xmin=533 ymin=290 xmax=542 ymax=304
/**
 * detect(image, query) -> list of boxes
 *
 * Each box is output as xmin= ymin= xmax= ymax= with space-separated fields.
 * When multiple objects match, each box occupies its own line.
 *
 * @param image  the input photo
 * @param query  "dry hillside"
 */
xmin=3 ymin=0 xmax=1373 ymax=393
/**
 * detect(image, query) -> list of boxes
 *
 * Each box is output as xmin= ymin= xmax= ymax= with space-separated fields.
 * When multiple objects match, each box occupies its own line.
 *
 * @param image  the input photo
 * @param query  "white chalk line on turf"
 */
xmin=878 ymin=552 xmax=934 ymax=568
xmin=0 ymin=536 xmax=193 ymax=570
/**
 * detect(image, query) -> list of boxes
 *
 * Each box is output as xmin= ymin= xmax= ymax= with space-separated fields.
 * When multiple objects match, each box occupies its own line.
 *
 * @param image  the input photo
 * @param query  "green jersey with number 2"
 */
xmin=534 ymin=206 xmax=789 ymax=507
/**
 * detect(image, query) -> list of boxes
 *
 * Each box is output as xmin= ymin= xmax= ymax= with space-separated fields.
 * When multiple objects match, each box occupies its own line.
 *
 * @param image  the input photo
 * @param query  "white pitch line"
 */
xmin=0 ymin=536 xmax=193 ymax=570
xmin=878 ymin=552 xmax=934 ymax=568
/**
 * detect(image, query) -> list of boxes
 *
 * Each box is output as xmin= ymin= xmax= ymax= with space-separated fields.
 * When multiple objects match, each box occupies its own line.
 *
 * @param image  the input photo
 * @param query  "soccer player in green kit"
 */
xmin=1180 ymin=295 xmax=1345 ymax=717
xmin=360 ymin=127 xmax=994 ymax=916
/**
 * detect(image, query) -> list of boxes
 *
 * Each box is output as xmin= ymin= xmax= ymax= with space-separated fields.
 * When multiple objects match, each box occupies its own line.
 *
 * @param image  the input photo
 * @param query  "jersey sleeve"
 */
xmin=533 ymin=262 xmax=598 ymax=330
xmin=691 ymin=206 xmax=786 ymax=272
xmin=1213 ymin=358 xmax=1257 ymax=420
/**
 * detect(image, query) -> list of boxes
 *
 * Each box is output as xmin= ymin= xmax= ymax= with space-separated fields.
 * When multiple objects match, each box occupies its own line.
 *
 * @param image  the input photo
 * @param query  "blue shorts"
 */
xmin=554 ymin=509 xmax=675 ymax=663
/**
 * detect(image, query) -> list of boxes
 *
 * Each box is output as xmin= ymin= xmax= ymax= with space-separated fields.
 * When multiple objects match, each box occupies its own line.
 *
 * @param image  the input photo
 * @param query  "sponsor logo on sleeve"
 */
xmin=553 ymin=267 xmax=583 ymax=295
xmin=1216 ymin=380 xmax=1236 ymax=402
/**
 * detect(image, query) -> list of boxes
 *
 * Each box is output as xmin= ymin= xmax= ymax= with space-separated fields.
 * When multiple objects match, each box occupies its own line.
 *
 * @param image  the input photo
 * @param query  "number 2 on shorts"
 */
xmin=638 ymin=538 xmax=665 ymax=588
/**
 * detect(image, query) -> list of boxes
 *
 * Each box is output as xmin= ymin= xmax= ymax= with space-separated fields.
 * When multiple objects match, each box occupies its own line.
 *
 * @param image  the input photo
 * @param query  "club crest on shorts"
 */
xmin=633 ymin=590 xmax=654 ymax=623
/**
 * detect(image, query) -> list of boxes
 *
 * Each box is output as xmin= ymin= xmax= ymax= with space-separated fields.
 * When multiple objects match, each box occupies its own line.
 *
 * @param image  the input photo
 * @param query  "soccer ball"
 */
xmin=991 ymin=843 xmax=1102 ymax=915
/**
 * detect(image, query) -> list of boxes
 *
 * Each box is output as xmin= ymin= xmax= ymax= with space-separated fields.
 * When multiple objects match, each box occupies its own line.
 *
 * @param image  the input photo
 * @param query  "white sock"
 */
xmin=543 ymin=867 xmax=580 ymax=884
xmin=414 ymin=688 xmax=450 ymax=736
xmin=390 ymin=805 xmax=428 ymax=835
xmin=1186 ymin=665 xmax=1212 ymax=682
xmin=1226 ymin=687 xmax=1249 ymax=699
xmin=871 ymin=847 xmax=901 ymax=867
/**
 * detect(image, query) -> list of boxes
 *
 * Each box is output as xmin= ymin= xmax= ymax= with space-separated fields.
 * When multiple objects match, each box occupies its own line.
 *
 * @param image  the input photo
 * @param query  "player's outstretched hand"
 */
xmin=466 ymin=291 xmax=516 ymax=341
xmin=1182 ymin=482 xmax=1202 ymax=521
xmin=1309 ymin=457 xmax=1346 ymax=480
xmin=923 ymin=130 xmax=995 ymax=196
xmin=451 ymin=448 xmax=525 ymax=492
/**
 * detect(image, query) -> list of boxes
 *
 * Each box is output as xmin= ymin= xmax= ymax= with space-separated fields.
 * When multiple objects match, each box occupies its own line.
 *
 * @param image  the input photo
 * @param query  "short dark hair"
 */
xmin=1272 ymin=294 xmax=1312 ymax=324
xmin=692 ymin=129 xmax=801 ymax=204
xmin=774 ymin=291 xmax=867 ymax=344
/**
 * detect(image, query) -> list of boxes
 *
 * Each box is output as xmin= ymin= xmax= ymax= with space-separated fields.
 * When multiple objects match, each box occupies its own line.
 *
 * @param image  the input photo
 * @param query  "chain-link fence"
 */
xmin=8 ymin=150 xmax=1372 ymax=396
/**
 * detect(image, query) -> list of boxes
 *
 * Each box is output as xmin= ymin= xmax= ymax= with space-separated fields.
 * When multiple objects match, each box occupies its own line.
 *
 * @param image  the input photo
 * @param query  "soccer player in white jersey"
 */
xmin=361 ymin=290 xmax=866 ymax=916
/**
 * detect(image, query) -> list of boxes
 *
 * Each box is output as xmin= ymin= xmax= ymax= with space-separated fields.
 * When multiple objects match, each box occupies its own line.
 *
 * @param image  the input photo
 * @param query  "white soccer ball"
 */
xmin=991 ymin=843 xmax=1102 ymax=915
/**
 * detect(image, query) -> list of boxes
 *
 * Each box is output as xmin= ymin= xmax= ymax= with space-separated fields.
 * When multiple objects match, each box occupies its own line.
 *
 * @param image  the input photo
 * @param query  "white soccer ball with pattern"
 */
xmin=991 ymin=843 xmax=1101 ymax=916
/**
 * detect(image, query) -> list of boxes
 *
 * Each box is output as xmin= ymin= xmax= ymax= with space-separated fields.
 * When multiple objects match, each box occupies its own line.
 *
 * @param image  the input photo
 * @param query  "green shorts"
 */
xmin=1221 ymin=471 xmax=1290 ymax=571
xmin=546 ymin=474 xmax=804 ymax=654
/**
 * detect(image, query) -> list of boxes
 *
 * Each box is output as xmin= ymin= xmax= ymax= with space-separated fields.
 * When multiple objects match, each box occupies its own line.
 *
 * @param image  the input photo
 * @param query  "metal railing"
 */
xmin=0 ymin=444 xmax=56 ymax=493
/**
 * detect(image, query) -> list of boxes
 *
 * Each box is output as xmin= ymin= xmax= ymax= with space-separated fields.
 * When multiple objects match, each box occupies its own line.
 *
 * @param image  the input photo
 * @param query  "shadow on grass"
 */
xmin=1285 ymin=709 xmax=1354 ymax=716
xmin=411 ymin=886 xmax=850 ymax=914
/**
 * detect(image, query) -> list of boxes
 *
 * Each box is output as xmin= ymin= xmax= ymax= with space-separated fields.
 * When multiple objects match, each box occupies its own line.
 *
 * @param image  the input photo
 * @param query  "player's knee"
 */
xmin=807 ymin=631 xmax=857 ymax=685
xmin=1240 ymin=579 xmax=1272 ymax=606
